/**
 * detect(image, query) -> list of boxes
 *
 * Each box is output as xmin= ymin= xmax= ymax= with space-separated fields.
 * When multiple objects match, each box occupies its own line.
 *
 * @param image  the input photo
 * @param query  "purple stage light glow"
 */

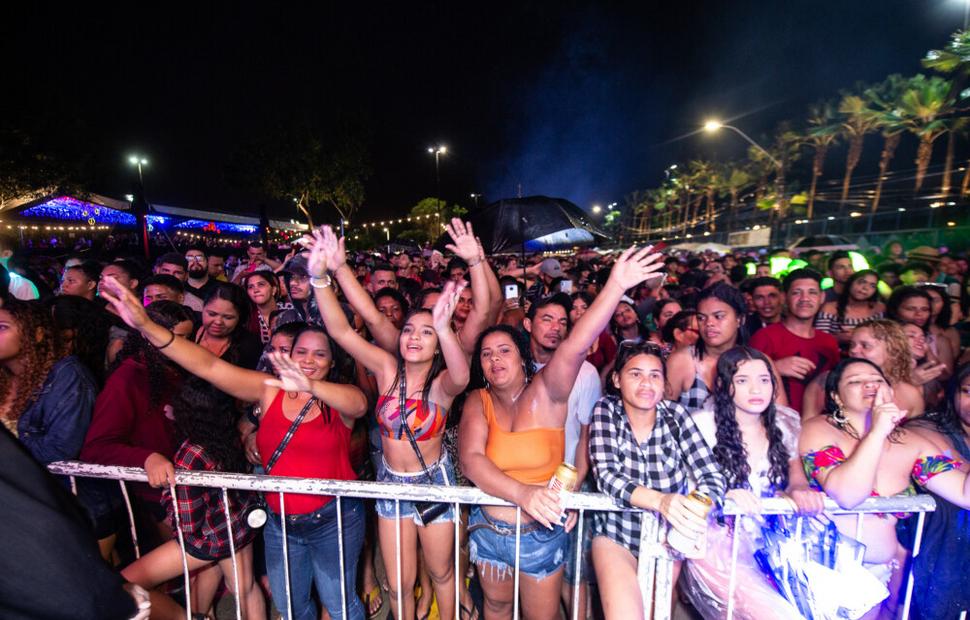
xmin=20 ymin=196 xmax=169 ymax=227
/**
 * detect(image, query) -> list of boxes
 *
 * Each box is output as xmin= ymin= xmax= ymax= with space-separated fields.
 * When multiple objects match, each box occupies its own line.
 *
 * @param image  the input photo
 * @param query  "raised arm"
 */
xmin=431 ymin=280 xmax=472 ymax=397
xmin=309 ymin=227 xmax=398 ymax=382
xmin=320 ymin=228 xmax=400 ymax=353
xmin=541 ymin=246 xmax=663 ymax=403
xmin=100 ymin=276 xmax=267 ymax=403
xmin=444 ymin=219 xmax=494 ymax=355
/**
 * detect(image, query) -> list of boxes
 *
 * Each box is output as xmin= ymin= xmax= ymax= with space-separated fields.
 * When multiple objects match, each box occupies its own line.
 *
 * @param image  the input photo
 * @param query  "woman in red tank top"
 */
xmin=100 ymin=277 xmax=369 ymax=620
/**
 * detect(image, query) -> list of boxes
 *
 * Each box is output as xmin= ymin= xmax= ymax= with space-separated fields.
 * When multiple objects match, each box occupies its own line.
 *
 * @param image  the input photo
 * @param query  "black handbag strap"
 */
xmin=265 ymin=396 xmax=318 ymax=474
xmin=398 ymin=369 xmax=443 ymax=485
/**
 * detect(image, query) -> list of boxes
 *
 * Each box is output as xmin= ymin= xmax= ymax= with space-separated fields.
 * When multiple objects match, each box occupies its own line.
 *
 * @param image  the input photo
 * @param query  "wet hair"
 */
xmin=0 ymin=301 xmax=58 ymax=425
xmin=933 ymin=364 xmax=970 ymax=458
xmin=661 ymin=309 xmax=698 ymax=344
xmin=172 ymin=377 xmax=247 ymax=473
xmin=381 ymin=309 xmax=446 ymax=412
xmin=782 ymin=268 xmax=822 ymax=292
xmin=47 ymin=295 xmax=111 ymax=387
xmin=916 ymin=283 xmax=953 ymax=330
xmin=155 ymin=252 xmax=187 ymax=270
xmin=695 ymin=283 xmax=748 ymax=359
xmin=469 ymin=324 xmax=535 ymax=390
xmin=836 ymin=269 xmax=880 ymax=322
xmin=374 ymin=287 xmax=410 ymax=316
xmin=885 ymin=286 xmax=932 ymax=325
xmin=823 ymin=357 xmax=899 ymax=442
xmin=526 ymin=293 xmax=573 ymax=330
xmin=66 ymin=260 xmax=102 ymax=284
xmin=712 ymin=346 xmax=789 ymax=492
xmin=203 ymin=282 xmax=251 ymax=327
xmin=651 ymin=298 xmax=681 ymax=324
xmin=110 ymin=301 xmax=195 ymax=411
xmin=606 ymin=341 xmax=666 ymax=398
xmin=142 ymin=273 xmax=184 ymax=295
xmin=827 ymin=250 xmax=852 ymax=271
xmin=852 ymin=319 xmax=912 ymax=385
xmin=243 ymin=270 xmax=279 ymax=293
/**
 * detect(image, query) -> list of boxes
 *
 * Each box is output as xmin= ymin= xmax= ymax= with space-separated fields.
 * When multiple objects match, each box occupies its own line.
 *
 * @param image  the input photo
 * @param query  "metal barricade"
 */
xmin=53 ymin=461 xmax=944 ymax=620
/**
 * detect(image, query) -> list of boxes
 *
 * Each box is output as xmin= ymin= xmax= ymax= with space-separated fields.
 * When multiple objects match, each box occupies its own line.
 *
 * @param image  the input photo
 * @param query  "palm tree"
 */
xmin=862 ymin=75 xmax=908 ymax=212
xmin=838 ymin=91 xmax=878 ymax=205
xmin=894 ymin=74 xmax=953 ymax=192
xmin=923 ymin=30 xmax=970 ymax=195
xmin=803 ymin=101 xmax=840 ymax=218
xmin=721 ymin=162 xmax=753 ymax=232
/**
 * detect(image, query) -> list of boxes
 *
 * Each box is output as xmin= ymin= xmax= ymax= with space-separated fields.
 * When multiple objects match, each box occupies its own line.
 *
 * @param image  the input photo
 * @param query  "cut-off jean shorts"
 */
xmin=468 ymin=505 xmax=568 ymax=580
xmin=375 ymin=452 xmax=457 ymax=525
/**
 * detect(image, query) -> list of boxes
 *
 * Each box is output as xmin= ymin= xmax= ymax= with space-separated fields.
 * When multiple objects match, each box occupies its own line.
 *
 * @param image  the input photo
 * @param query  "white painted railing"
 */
xmin=50 ymin=461 xmax=939 ymax=620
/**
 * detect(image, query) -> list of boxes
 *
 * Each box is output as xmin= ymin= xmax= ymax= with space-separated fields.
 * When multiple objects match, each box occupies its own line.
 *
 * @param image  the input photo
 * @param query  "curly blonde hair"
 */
xmin=0 ymin=300 xmax=58 ymax=426
xmin=855 ymin=318 xmax=912 ymax=385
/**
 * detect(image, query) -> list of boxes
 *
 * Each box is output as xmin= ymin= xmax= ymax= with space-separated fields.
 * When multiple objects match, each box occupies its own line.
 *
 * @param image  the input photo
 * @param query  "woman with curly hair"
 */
xmin=802 ymin=319 xmax=924 ymax=419
xmin=121 ymin=378 xmax=266 ymax=620
xmin=0 ymin=299 xmax=98 ymax=465
xmin=682 ymin=346 xmax=823 ymax=619
xmin=799 ymin=358 xmax=970 ymax=616
xmin=81 ymin=301 xmax=196 ymax=541
xmin=47 ymin=295 xmax=111 ymax=388
xmin=815 ymin=270 xmax=884 ymax=342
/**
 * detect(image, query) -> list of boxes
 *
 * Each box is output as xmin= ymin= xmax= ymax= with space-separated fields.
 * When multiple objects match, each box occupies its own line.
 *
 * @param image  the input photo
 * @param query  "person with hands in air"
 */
xmin=306 ymin=225 xmax=471 ymax=620
xmin=460 ymin=245 xmax=667 ymax=620
xmin=316 ymin=219 xmax=499 ymax=357
xmin=99 ymin=274 xmax=369 ymax=620
xmin=588 ymin=339 xmax=725 ymax=620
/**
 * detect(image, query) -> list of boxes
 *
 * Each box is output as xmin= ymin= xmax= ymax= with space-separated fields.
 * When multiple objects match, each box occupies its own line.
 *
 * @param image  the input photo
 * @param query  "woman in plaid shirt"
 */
xmin=589 ymin=341 xmax=725 ymax=620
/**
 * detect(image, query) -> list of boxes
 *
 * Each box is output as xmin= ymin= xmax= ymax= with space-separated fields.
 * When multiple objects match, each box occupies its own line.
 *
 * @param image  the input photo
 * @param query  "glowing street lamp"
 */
xmin=128 ymin=155 xmax=149 ymax=184
xmin=702 ymin=119 xmax=779 ymax=167
xmin=592 ymin=204 xmax=602 ymax=214
xmin=427 ymin=144 xmax=448 ymax=230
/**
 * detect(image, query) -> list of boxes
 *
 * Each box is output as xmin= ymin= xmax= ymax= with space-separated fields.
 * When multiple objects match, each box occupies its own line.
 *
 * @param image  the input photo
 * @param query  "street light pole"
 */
xmin=470 ymin=193 xmax=480 ymax=208
xmin=427 ymin=145 xmax=447 ymax=233
xmin=703 ymin=121 xmax=779 ymax=167
xmin=128 ymin=155 xmax=150 ymax=259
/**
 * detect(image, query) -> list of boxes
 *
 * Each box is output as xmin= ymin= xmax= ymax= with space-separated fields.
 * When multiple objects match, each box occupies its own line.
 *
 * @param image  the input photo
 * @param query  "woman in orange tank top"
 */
xmin=460 ymin=246 xmax=664 ymax=620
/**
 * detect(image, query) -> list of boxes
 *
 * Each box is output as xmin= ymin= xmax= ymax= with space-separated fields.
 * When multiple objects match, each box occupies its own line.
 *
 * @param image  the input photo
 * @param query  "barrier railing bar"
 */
xmin=636 ymin=513 xmax=659 ymax=619
xmin=48 ymin=461 xmax=939 ymax=515
xmin=726 ymin=515 xmax=742 ymax=620
xmin=279 ymin=492 xmax=293 ymax=620
xmin=454 ymin=501 xmax=460 ymax=620
xmin=513 ymin=507 xmax=521 ymax=620
xmin=571 ymin=510 xmax=584 ymax=620
xmin=337 ymin=495 xmax=347 ymax=620
xmin=119 ymin=480 xmax=141 ymax=559
xmin=395 ymin=499 xmax=402 ymax=620
xmin=221 ymin=488 xmax=242 ymax=620
xmin=70 ymin=475 xmax=77 ymax=496
xmin=901 ymin=510 xmax=927 ymax=620
xmin=168 ymin=481 xmax=193 ymax=620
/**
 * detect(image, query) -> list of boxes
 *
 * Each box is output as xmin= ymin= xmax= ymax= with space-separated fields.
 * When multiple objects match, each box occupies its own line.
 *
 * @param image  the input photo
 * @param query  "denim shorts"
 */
xmin=468 ymin=506 xmax=568 ymax=580
xmin=375 ymin=453 xmax=456 ymax=525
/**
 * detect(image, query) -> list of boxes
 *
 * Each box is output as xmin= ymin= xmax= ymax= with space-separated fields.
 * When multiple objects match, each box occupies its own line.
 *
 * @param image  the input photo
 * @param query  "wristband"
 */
xmin=468 ymin=258 xmax=482 ymax=268
xmin=155 ymin=330 xmax=176 ymax=350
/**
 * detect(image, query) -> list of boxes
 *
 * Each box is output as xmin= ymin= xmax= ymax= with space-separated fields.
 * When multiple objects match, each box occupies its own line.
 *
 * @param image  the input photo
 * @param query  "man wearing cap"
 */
xmin=526 ymin=257 xmax=564 ymax=302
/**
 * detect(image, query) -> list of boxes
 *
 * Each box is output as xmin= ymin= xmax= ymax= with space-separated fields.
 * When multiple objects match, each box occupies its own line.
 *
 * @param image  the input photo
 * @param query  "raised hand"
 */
xmin=607 ymin=246 xmax=664 ymax=291
xmin=432 ymin=280 xmax=465 ymax=332
xmin=305 ymin=228 xmax=329 ymax=279
xmin=98 ymin=275 xmax=153 ymax=331
xmin=320 ymin=225 xmax=348 ymax=270
xmin=445 ymin=218 xmax=480 ymax=262
xmin=264 ymin=351 xmax=315 ymax=393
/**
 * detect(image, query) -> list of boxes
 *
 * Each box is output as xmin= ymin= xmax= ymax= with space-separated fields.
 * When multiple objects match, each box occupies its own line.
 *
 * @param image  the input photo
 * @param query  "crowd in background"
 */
xmin=3 ymin=224 xmax=970 ymax=620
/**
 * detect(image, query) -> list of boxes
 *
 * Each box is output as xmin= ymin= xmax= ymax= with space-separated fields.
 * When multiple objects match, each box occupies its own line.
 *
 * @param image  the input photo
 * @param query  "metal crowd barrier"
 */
xmin=49 ymin=461 xmax=940 ymax=620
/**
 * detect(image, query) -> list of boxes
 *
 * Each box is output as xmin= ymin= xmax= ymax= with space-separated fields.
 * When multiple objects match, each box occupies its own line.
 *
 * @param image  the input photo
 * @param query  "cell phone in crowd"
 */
xmin=504 ymin=284 xmax=519 ymax=300
xmin=559 ymin=279 xmax=573 ymax=294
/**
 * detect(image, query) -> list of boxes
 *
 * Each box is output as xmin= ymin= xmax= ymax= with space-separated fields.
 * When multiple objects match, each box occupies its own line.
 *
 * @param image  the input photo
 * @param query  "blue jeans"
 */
xmin=468 ymin=506 xmax=568 ymax=580
xmin=264 ymin=497 xmax=365 ymax=620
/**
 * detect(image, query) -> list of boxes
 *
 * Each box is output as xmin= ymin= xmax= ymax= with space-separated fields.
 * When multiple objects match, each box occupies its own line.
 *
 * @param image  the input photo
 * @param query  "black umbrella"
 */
xmin=435 ymin=195 xmax=609 ymax=254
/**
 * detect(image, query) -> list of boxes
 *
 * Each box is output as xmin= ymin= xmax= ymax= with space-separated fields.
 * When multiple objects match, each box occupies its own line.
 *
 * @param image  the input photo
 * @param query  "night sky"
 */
xmin=2 ymin=1 xmax=965 ymax=222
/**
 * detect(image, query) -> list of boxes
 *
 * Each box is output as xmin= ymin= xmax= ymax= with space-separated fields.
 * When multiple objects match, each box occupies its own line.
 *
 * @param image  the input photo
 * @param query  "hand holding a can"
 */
xmin=658 ymin=492 xmax=709 ymax=538
xmin=516 ymin=485 xmax=564 ymax=530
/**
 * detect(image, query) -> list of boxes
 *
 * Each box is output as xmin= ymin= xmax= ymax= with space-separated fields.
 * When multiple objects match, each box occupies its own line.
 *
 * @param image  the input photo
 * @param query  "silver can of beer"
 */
xmin=665 ymin=490 xmax=713 ymax=559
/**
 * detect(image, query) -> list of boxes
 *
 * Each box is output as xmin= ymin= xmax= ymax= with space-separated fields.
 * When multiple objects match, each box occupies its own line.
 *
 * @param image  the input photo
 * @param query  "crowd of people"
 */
xmin=3 ymin=223 xmax=970 ymax=620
